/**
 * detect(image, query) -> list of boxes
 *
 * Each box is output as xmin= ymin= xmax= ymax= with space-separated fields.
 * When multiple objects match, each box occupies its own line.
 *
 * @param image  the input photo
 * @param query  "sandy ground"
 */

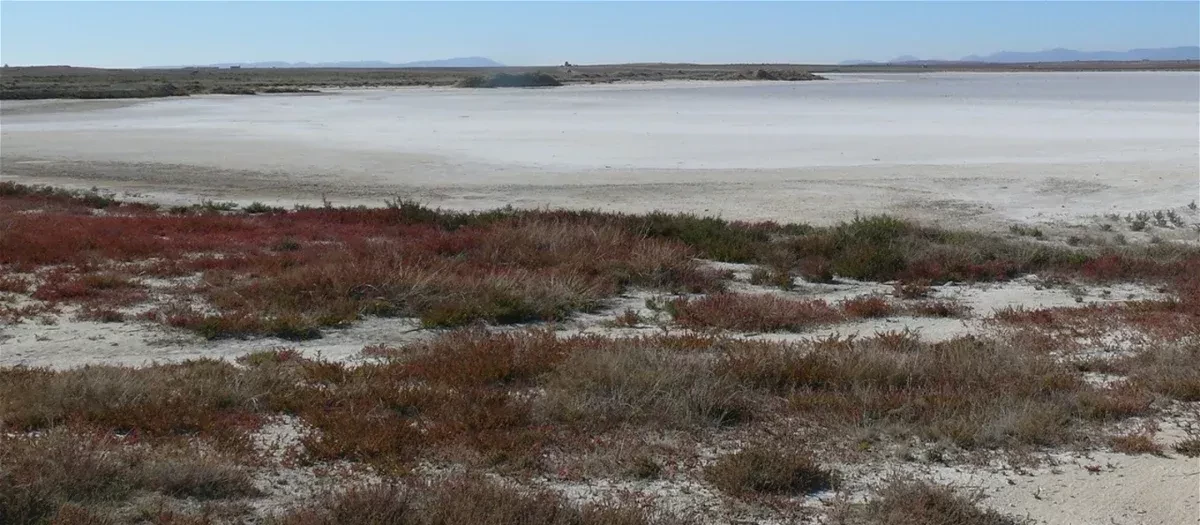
xmin=3 ymin=73 xmax=1198 ymax=229
xmin=0 ymin=267 xmax=1168 ymax=371
xmin=8 ymin=268 xmax=1191 ymax=525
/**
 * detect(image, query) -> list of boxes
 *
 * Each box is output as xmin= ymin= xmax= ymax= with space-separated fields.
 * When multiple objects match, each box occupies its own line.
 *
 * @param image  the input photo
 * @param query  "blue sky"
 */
xmin=2 ymin=1 xmax=1197 ymax=67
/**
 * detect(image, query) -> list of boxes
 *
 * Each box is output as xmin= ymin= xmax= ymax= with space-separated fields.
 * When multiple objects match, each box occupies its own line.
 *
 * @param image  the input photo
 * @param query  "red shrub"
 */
xmin=671 ymin=293 xmax=842 ymax=332
xmin=840 ymin=295 xmax=893 ymax=318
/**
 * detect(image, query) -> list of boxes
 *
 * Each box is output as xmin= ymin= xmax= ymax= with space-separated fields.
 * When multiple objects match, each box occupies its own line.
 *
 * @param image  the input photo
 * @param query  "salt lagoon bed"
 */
xmin=3 ymin=72 xmax=1197 ymax=227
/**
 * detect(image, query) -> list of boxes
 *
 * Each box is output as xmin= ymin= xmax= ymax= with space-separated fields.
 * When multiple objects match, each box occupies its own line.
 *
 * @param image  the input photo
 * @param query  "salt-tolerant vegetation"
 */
xmin=2 ymin=183 xmax=1198 ymax=524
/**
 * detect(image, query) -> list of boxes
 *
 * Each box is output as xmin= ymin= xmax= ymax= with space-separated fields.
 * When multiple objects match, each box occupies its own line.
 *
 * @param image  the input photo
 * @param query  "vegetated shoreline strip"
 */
xmin=2 ymin=181 xmax=1198 ymax=341
xmin=3 ymin=182 xmax=1198 ymax=524
xmin=6 ymin=59 xmax=1197 ymax=100
xmin=0 ymin=66 xmax=828 ymax=100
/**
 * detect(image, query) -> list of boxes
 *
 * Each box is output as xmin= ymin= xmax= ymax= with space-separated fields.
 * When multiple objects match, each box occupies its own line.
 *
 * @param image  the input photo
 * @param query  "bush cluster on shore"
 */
xmin=455 ymin=72 xmax=563 ymax=88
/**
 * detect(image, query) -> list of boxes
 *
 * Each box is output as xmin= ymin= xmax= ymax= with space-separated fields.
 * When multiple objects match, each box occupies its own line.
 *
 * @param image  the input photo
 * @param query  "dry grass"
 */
xmin=670 ymin=293 xmax=973 ymax=332
xmin=891 ymin=280 xmax=931 ymax=299
xmin=1109 ymin=433 xmax=1165 ymax=455
xmin=0 ymin=328 xmax=1183 ymax=522
xmin=840 ymin=295 xmax=894 ymax=318
xmin=836 ymin=480 xmax=1030 ymax=525
xmin=1 ymin=329 xmax=1163 ymax=477
xmin=270 ymin=475 xmax=684 ymax=525
xmin=1173 ymin=437 xmax=1200 ymax=457
xmin=6 ymin=184 xmax=1200 ymax=340
xmin=538 ymin=340 xmax=750 ymax=430
xmin=3 ymin=188 xmax=721 ymax=338
xmin=720 ymin=334 xmax=1149 ymax=448
xmin=606 ymin=308 xmax=643 ymax=328
xmin=1120 ymin=341 xmax=1200 ymax=401
xmin=0 ymin=428 xmax=257 ymax=525
xmin=670 ymin=293 xmax=841 ymax=332
xmin=0 ymin=360 xmax=281 ymax=451
xmin=4 ymin=184 xmax=1199 ymax=524
xmin=903 ymin=299 xmax=973 ymax=318
xmin=748 ymin=266 xmax=795 ymax=290
xmin=704 ymin=445 xmax=836 ymax=497
xmin=0 ymin=275 xmax=31 ymax=294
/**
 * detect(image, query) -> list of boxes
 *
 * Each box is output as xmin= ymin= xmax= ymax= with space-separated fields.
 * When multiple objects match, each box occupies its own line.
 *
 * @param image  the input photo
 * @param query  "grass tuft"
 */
xmin=840 ymin=480 xmax=1029 ymax=525
xmin=271 ymin=475 xmax=680 ymax=525
xmin=670 ymin=293 xmax=841 ymax=332
xmin=705 ymin=445 xmax=836 ymax=497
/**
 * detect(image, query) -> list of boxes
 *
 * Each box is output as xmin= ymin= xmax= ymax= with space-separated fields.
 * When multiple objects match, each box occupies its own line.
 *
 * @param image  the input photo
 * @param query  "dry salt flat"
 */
xmin=3 ymin=72 xmax=1198 ymax=230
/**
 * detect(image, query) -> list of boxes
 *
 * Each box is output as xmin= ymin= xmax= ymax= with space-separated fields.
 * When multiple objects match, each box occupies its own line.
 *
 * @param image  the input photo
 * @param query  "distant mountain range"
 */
xmin=149 ymin=57 xmax=504 ymax=69
xmin=840 ymin=46 xmax=1200 ymax=65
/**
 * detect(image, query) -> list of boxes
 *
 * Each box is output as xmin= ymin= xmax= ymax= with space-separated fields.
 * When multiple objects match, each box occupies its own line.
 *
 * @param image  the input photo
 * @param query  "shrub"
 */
xmin=1173 ymin=437 xmax=1200 ymax=457
xmin=831 ymin=244 xmax=906 ymax=281
xmin=749 ymin=266 xmax=793 ymax=290
xmin=797 ymin=257 xmax=835 ymax=283
xmin=752 ymin=69 xmax=824 ymax=81
xmin=607 ymin=308 xmax=643 ymax=328
xmin=0 ymin=429 xmax=258 ymax=524
xmin=0 ymin=360 xmax=278 ymax=445
xmin=840 ymin=295 xmax=893 ymax=318
xmin=0 ymin=275 xmax=31 ymax=294
xmin=244 ymin=201 xmax=285 ymax=214
xmin=719 ymin=334 xmax=1111 ymax=448
xmin=670 ymin=294 xmax=842 ymax=332
xmin=1110 ymin=433 xmax=1164 ymax=455
xmin=705 ymin=445 xmax=835 ymax=496
xmin=271 ymin=475 xmax=678 ymax=525
xmin=269 ymin=483 xmax=415 ymax=525
xmin=1009 ymin=225 xmax=1044 ymax=239
xmin=1122 ymin=342 xmax=1200 ymax=401
xmin=74 ymin=306 xmax=126 ymax=323
xmin=904 ymin=300 xmax=972 ymax=318
xmin=539 ymin=342 xmax=749 ymax=429
xmin=892 ymin=280 xmax=931 ymax=299
xmin=844 ymin=480 xmax=1029 ymax=525
xmin=455 ymin=72 xmax=562 ymax=88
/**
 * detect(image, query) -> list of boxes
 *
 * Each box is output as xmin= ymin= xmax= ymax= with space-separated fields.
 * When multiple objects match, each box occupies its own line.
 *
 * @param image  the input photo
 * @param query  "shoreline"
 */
xmin=4 ymin=62 xmax=1197 ymax=100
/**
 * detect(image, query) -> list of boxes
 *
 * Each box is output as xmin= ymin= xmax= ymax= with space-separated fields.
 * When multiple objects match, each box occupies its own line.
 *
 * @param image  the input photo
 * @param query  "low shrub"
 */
xmin=1110 ymin=433 xmax=1164 ymax=455
xmin=0 ymin=429 xmax=258 ymax=524
xmin=840 ymin=295 xmax=893 ymax=318
xmin=842 ymin=480 xmax=1029 ymax=525
xmin=892 ymin=280 xmax=931 ymax=299
xmin=1173 ymin=437 xmax=1200 ymax=457
xmin=670 ymin=294 xmax=842 ymax=332
xmin=538 ymin=341 xmax=749 ymax=429
xmin=904 ymin=300 xmax=972 ymax=318
xmin=271 ymin=475 xmax=679 ymax=525
xmin=455 ymin=72 xmax=562 ymax=88
xmin=705 ymin=445 xmax=835 ymax=497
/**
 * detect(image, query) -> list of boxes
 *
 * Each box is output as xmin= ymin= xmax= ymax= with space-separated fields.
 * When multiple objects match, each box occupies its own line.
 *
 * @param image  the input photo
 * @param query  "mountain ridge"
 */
xmin=840 ymin=46 xmax=1199 ymax=65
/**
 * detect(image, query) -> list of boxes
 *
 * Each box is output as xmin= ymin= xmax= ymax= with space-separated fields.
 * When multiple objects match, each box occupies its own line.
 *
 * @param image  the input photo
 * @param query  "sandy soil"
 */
xmin=10 ymin=269 xmax=1186 ymax=525
xmin=3 ymin=73 xmax=1198 ymax=230
xmin=0 ymin=267 xmax=1167 ymax=371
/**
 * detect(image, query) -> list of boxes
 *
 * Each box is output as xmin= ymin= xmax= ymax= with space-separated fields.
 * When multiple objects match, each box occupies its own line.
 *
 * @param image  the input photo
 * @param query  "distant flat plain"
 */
xmin=2 ymin=71 xmax=1198 ymax=229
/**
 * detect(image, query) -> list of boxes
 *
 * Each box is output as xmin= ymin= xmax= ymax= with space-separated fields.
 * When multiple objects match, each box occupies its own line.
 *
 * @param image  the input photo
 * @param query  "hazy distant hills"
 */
xmin=150 ymin=57 xmax=504 ymax=69
xmin=841 ymin=46 xmax=1200 ymax=65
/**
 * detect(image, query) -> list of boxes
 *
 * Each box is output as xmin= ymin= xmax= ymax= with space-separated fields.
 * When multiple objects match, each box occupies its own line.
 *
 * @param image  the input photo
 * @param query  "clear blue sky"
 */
xmin=2 ymin=1 xmax=1197 ymax=67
